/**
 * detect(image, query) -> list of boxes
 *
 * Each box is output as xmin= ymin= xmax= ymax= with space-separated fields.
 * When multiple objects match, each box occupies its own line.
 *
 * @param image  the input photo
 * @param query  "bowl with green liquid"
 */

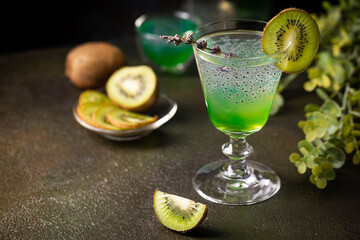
xmin=135 ymin=11 xmax=200 ymax=74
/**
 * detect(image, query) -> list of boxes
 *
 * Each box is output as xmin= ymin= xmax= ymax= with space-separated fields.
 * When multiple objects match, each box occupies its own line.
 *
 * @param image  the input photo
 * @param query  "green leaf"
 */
xmin=320 ymin=161 xmax=333 ymax=170
xmin=304 ymin=81 xmax=317 ymax=92
xmin=310 ymin=174 xmax=317 ymax=184
xmin=289 ymin=153 xmax=301 ymax=163
xmin=325 ymin=114 xmax=339 ymax=135
xmin=298 ymin=140 xmax=315 ymax=152
xmin=353 ymin=151 xmax=360 ymax=165
xmin=314 ymin=156 xmax=328 ymax=165
xmin=316 ymin=178 xmax=327 ymax=189
xmin=345 ymin=142 xmax=355 ymax=154
xmin=312 ymin=165 xmax=323 ymax=176
xmin=305 ymin=155 xmax=318 ymax=169
xmin=305 ymin=103 xmax=320 ymax=113
xmin=298 ymin=120 xmax=306 ymax=129
xmin=351 ymin=90 xmax=360 ymax=101
xmin=326 ymin=147 xmax=346 ymax=168
xmin=306 ymin=131 xmax=317 ymax=142
xmin=316 ymin=88 xmax=331 ymax=101
xmin=326 ymin=138 xmax=346 ymax=148
xmin=322 ymin=169 xmax=336 ymax=181
xmin=296 ymin=161 xmax=307 ymax=174
xmin=319 ymin=100 xmax=342 ymax=117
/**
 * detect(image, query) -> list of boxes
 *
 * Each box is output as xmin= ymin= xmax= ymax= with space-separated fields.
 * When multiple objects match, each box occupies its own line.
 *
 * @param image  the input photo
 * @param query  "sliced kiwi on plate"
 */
xmin=262 ymin=8 xmax=320 ymax=73
xmin=79 ymin=89 xmax=111 ymax=105
xmin=92 ymin=104 xmax=123 ymax=130
xmin=153 ymin=189 xmax=208 ymax=232
xmin=107 ymin=109 xmax=158 ymax=129
xmin=77 ymin=102 xmax=103 ymax=126
xmin=106 ymin=65 xmax=159 ymax=112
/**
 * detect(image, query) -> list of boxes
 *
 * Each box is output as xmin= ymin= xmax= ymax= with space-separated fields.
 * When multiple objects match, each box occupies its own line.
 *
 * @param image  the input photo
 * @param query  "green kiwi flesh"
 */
xmin=106 ymin=65 xmax=158 ymax=112
xmin=153 ymin=189 xmax=208 ymax=232
xmin=107 ymin=109 xmax=158 ymax=129
xmin=77 ymin=102 xmax=103 ymax=126
xmin=92 ymin=104 xmax=123 ymax=130
xmin=79 ymin=89 xmax=111 ymax=105
xmin=262 ymin=8 xmax=320 ymax=73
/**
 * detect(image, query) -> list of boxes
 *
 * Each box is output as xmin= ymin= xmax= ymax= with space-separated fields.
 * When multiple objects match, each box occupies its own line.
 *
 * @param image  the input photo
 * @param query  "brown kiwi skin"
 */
xmin=153 ymin=189 xmax=208 ymax=233
xmin=108 ymin=78 xmax=159 ymax=113
xmin=262 ymin=8 xmax=320 ymax=74
xmin=65 ymin=42 xmax=126 ymax=89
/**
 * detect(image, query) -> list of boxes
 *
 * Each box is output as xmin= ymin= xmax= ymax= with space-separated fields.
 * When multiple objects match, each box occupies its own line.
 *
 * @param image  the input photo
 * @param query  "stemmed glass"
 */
xmin=192 ymin=19 xmax=282 ymax=205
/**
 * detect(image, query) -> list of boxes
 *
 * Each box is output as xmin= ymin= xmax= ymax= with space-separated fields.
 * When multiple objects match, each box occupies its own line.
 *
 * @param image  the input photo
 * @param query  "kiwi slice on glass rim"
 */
xmin=153 ymin=189 xmax=208 ymax=232
xmin=107 ymin=109 xmax=158 ymax=129
xmin=262 ymin=8 xmax=320 ymax=73
xmin=106 ymin=65 xmax=159 ymax=112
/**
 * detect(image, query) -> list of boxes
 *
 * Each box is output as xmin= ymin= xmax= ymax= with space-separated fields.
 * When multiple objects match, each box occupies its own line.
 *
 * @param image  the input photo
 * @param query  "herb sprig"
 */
xmin=159 ymin=34 xmax=236 ymax=57
xmin=281 ymin=0 xmax=360 ymax=189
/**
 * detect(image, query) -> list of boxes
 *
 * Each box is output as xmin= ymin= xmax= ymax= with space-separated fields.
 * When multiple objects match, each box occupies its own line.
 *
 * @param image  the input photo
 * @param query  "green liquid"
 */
xmin=138 ymin=17 xmax=197 ymax=67
xmin=195 ymin=31 xmax=282 ymax=135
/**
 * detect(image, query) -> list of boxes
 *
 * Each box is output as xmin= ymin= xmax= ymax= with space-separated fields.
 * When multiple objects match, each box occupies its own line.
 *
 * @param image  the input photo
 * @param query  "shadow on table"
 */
xmin=178 ymin=225 xmax=226 ymax=239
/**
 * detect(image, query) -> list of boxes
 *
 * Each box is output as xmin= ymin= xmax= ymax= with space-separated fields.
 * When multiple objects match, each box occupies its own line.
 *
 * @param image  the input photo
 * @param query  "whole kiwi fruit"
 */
xmin=65 ymin=42 xmax=126 ymax=88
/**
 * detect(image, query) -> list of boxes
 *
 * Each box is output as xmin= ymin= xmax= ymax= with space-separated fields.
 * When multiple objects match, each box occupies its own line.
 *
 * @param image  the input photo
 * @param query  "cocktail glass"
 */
xmin=192 ymin=19 xmax=282 ymax=205
xmin=135 ymin=11 xmax=200 ymax=74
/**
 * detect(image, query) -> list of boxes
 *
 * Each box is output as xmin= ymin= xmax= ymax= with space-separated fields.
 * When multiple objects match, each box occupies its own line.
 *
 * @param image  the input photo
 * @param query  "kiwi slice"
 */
xmin=77 ymin=102 xmax=103 ymax=126
xmin=262 ymin=8 xmax=320 ymax=73
xmin=153 ymin=189 xmax=208 ymax=232
xmin=79 ymin=89 xmax=111 ymax=105
xmin=106 ymin=65 xmax=159 ymax=112
xmin=107 ymin=109 xmax=158 ymax=129
xmin=92 ymin=104 xmax=123 ymax=130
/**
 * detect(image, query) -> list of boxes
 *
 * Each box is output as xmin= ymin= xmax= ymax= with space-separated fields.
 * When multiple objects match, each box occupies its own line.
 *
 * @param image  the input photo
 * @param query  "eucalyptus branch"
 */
xmin=339 ymin=82 xmax=351 ymax=135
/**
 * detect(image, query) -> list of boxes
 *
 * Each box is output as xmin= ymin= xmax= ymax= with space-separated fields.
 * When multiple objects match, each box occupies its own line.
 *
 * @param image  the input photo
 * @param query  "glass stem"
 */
xmin=221 ymin=137 xmax=253 ymax=179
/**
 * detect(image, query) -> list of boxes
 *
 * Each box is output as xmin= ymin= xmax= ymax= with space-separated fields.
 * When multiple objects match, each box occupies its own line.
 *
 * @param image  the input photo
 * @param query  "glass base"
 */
xmin=193 ymin=159 xmax=280 ymax=205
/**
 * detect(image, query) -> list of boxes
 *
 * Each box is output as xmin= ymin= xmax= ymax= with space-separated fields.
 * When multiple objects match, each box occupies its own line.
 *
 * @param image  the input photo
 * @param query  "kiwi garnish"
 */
xmin=153 ymin=189 xmax=208 ymax=232
xmin=92 ymin=104 xmax=123 ymax=130
xmin=262 ymin=8 xmax=320 ymax=73
xmin=107 ymin=109 xmax=158 ymax=129
xmin=106 ymin=65 xmax=159 ymax=112
xmin=79 ymin=89 xmax=111 ymax=105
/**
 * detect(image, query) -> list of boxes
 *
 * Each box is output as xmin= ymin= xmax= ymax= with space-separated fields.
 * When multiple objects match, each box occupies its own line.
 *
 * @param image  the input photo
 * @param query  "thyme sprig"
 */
xmin=159 ymin=34 xmax=236 ymax=57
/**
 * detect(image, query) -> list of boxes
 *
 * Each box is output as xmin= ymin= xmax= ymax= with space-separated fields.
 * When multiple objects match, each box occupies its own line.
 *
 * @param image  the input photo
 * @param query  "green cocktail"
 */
xmin=192 ymin=20 xmax=282 ymax=205
xmin=196 ymin=31 xmax=282 ymax=135
xmin=135 ymin=11 xmax=199 ymax=73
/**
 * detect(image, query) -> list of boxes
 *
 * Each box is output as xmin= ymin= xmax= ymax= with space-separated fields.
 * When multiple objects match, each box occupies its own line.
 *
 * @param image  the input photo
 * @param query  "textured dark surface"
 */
xmin=1 ymin=41 xmax=360 ymax=240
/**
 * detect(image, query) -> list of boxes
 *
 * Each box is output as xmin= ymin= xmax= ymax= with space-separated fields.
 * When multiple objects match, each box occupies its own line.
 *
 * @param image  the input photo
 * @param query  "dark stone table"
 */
xmin=1 ymin=40 xmax=359 ymax=239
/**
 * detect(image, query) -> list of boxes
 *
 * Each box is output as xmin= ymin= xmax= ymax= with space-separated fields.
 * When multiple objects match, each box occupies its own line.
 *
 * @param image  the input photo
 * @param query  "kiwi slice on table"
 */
xmin=106 ymin=65 xmax=159 ymax=112
xmin=262 ymin=8 xmax=320 ymax=73
xmin=79 ymin=89 xmax=111 ymax=105
xmin=153 ymin=189 xmax=208 ymax=232
xmin=92 ymin=104 xmax=123 ymax=130
xmin=107 ymin=109 xmax=158 ymax=129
